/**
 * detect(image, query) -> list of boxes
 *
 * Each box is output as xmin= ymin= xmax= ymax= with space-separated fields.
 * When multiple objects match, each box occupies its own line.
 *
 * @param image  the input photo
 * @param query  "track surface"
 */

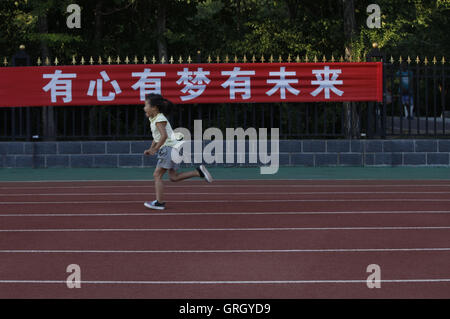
xmin=0 ymin=179 xmax=449 ymax=298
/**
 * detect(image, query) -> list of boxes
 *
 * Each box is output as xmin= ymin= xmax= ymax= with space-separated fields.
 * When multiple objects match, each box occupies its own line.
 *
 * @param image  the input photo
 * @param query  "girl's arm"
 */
xmin=153 ymin=122 xmax=168 ymax=150
xmin=144 ymin=122 xmax=168 ymax=155
xmin=144 ymin=140 xmax=156 ymax=155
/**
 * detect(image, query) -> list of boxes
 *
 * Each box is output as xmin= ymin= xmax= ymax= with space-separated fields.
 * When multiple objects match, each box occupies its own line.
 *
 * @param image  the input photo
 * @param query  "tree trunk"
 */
xmin=156 ymin=0 xmax=167 ymax=61
xmin=94 ymin=0 xmax=103 ymax=54
xmin=342 ymin=0 xmax=360 ymax=138
xmin=38 ymin=12 xmax=56 ymax=140
xmin=285 ymin=0 xmax=299 ymax=23
xmin=89 ymin=0 xmax=104 ymax=138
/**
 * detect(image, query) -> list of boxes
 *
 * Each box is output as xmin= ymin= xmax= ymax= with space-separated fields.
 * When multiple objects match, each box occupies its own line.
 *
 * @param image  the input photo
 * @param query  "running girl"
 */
xmin=143 ymin=93 xmax=213 ymax=210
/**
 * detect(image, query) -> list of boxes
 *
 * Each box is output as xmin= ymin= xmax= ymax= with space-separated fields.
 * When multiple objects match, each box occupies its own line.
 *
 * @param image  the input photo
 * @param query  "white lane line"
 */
xmin=1 ymin=178 xmax=449 ymax=183
xmin=2 ymin=199 xmax=450 ymax=204
xmin=0 ymin=226 xmax=449 ymax=232
xmin=2 ymin=191 xmax=450 ymax=196
xmin=1 ymin=210 xmax=450 ymax=217
xmin=1 ymin=184 xmax=450 ymax=190
xmin=0 ymin=179 xmax=372 ymax=183
xmin=0 ymin=248 xmax=449 ymax=254
xmin=0 ymin=279 xmax=449 ymax=284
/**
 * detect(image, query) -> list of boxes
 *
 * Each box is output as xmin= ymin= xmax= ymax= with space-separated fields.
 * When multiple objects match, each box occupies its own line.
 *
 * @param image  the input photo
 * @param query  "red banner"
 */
xmin=0 ymin=62 xmax=382 ymax=107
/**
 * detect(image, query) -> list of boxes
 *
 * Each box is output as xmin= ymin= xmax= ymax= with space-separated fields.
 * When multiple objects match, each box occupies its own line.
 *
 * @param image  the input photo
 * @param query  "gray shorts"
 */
xmin=156 ymin=146 xmax=179 ymax=170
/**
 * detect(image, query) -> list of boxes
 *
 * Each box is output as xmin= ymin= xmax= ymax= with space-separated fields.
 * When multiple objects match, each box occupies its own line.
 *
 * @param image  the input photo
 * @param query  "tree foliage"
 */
xmin=0 ymin=0 xmax=449 ymax=63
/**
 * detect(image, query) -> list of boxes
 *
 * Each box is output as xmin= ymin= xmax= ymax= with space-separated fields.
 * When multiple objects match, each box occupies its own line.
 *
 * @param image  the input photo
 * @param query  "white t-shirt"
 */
xmin=149 ymin=113 xmax=177 ymax=147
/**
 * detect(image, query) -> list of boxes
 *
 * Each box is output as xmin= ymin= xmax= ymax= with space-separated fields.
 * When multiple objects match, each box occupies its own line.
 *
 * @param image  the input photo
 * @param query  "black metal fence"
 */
xmin=383 ymin=58 xmax=449 ymax=137
xmin=0 ymin=102 xmax=353 ymax=141
xmin=1 ymin=56 xmax=449 ymax=141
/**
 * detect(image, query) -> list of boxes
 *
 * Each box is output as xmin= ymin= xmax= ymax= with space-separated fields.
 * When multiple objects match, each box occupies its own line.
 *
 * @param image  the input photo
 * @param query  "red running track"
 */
xmin=0 ymin=179 xmax=449 ymax=298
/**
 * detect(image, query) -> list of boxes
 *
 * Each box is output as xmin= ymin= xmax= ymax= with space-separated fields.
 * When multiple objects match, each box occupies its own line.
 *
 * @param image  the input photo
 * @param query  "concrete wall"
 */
xmin=1 ymin=140 xmax=450 ymax=168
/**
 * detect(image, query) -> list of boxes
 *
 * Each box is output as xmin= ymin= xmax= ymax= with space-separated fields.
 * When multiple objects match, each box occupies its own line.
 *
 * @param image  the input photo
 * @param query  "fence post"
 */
xmin=12 ymin=45 xmax=32 ymax=141
xmin=381 ymin=58 xmax=387 ymax=138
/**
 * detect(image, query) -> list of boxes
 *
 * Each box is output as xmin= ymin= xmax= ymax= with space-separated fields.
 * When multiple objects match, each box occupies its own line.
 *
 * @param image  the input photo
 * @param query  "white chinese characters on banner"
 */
xmin=132 ymin=68 xmax=166 ymax=101
xmin=266 ymin=67 xmax=300 ymax=99
xmin=176 ymin=68 xmax=211 ymax=101
xmin=310 ymin=66 xmax=344 ymax=99
xmin=42 ymin=70 xmax=77 ymax=103
xmin=40 ymin=65 xmax=349 ymax=104
xmin=221 ymin=67 xmax=255 ymax=100
xmin=87 ymin=71 xmax=122 ymax=101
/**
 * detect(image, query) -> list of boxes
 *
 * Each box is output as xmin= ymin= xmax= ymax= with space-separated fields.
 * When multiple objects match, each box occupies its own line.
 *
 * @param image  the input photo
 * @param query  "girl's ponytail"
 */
xmin=161 ymin=98 xmax=173 ymax=115
xmin=145 ymin=93 xmax=173 ymax=115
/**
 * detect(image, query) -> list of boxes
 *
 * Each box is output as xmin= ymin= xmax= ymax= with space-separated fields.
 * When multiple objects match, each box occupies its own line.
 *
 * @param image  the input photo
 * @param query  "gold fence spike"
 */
xmin=188 ymin=55 xmax=192 ymax=63
xmin=152 ymin=56 xmax=157 ymax=64
xmin=390 ymin=56 xmax=394 ymax=64
xmin=424 ymin=56 xmax=429 ymax=65
xmin=116 ymin=56 xmax=121 ymax=64
xmin=234 ymin=55 xmax=238 ymax=63
xmin=54 ymin=57 xmax=59 ymax=66
xmin=278 ymin=55 xmax=282 ymax=63
xmin=37 ymin=57 xmax=42 ymax=66
xmin=89 ymin=56 xmax=94 ymax=65
xmin=331 ymin=55 xmax=335 ymax=63
xmin=442 ymin=57 xmax=446 ymax=65
xmin=407 ymin=56 xmax=411 ymax=64
xmin=287 ymin=54 xmax=291 ymax=63
xmin=416 ymin=56 xmax=420 ymax=64
xmin=80 ymin=57 xmax=85 ymax=65
xmin=313 ymin=55 xmax=318 ymax=63
xmin=295 ymin=55 xmax=300 ymax=63
xmin=178 ymin=56 xmax=183 ymax=64
xmin=225 ymin=55 xmax=229 ymax=63
xmin=433 ymin=56 xmax=437 ymax=65
xmin=3 ymin=57 xmax=8 ymax=66
xmin=107 ymin=56 xmax=112 ymax=64
xmin=348 ymin=56 xmax=353 ymax=62
xmin=322 ymin=55 xmax=327 ymax=63
xmin=134 ymin=56 xmax=138 ymax=64
xmin=251 ymin=55 xmax=256 ymax=63
xmin=399 ymin=56 xmax=403 ymax=64
xmin=207 ymin=55 xmax=212 ymax=63
xmin=339 ymin=55 xmax=344 ymax=62
xmin=269 ymin=55 xmax=274 ymax=63
xmin=260 ymin=55 xmax=265 ymax=63
xmin=142 ymin=56 xmax=148 ymax=64
xmin=169 ymin=56 xmax=174 ymax=64
xmin=71 ymin=56 xmax=76 ymax=65
xmin=125 ymin=56 xmax=130 ymax=64
xmin=45 ymin=57 xmax=50 ymax=66
xmin=242 ymin=55 xmax=247 ymax=63
xmin=98 ymin=56 xmax=103 ymax=64
xmin=216 ymin=55 xmax=220 ymax=63
xmin=160 ymin=56 xmax=166 ymax=64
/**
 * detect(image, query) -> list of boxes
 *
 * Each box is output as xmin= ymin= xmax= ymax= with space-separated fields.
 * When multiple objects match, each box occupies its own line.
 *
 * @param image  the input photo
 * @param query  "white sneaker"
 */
xmin=197 ymin=165 xmax=213 ymax=183
xmin=144 ymin=200 xmax=166 ymax=210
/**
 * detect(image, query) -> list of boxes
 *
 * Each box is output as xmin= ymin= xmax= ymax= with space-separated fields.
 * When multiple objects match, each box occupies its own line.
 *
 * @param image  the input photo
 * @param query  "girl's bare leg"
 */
xmin=168 ymin=169 xmax=200 ymax=182
xmin=153 ymin=167 xmax=167 ymax=202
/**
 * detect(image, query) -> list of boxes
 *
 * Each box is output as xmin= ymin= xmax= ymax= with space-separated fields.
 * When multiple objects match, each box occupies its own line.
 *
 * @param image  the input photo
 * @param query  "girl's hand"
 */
xmin=144 ymin=148 xmax=157 ymax=156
